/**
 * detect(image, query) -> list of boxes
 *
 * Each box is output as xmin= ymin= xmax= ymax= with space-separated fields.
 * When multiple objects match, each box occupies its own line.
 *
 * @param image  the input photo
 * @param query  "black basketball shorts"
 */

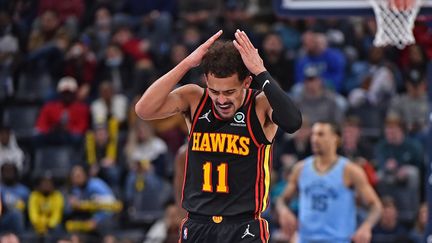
xmin=178 ymin=213 xmax=269 ymax=243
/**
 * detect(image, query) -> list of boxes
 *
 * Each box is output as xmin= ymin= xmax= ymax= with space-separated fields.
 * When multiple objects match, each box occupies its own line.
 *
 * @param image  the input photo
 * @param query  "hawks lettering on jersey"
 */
xmin=191 ymin=132 xmax=250 ymax=155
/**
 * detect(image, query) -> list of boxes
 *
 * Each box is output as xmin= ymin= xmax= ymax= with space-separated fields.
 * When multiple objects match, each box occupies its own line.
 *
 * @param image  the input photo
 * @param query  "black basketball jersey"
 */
xmin=181 ymin=88 xmax=272 ymax=216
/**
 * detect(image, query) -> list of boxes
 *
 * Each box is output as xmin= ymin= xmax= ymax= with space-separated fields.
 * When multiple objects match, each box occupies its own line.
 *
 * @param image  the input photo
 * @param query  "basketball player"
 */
xmin=276 ymin=121 xmax=383 ymax=243
xmin=135 ymin=29 xmax=302 ymax=242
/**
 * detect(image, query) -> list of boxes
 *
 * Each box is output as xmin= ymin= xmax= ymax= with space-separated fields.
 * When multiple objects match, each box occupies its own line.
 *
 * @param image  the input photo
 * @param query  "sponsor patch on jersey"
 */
xmin=230 ymin=112 xmax=246 ymax=127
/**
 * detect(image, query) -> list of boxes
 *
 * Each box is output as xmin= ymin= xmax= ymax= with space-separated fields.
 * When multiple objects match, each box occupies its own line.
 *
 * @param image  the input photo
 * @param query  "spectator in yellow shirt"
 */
xmin=28 ymin=174 xmax=64 ymax=237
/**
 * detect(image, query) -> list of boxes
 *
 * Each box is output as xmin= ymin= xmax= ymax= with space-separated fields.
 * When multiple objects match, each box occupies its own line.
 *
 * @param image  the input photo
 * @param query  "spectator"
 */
xmin=410 ymin=202 xmax=427 ymax=243
xmin=341 ymin=116 xmax=377 ymax=186
xmin=399 ymin=44 xmax=428 ymax=74
xmin=26 ymin=10 xmax=69 ymax=82
xmin=84 ymin=122 xmax=121 ymax=190
xmin=0 ymin=13 xmax=20 ymax=98
xmin=375 ymin=115 xmax=424 ymax=224
xmin=63 ymin=41 xmax=97 ymax=101
xmin=125 ymin=120 xmax=169 ymax=178
xmin=65 ymin=165 xmax=119 ymax=239
xmin=375 ymin=115 xmax=424 ymax=173
xmin=82 ymin=6 xmax=114 ymax=60
xmin=95 ymin=43 xmax=134 ymax=96
xmin=0 ymin=163 xmax=28 ymax=235
xmin=372 ymin=196 xmax=411 ymax=243
xmin=159 ymin=43 xmax=201 ymax=86
xmin=275 ymin=116 xmax=312 ymax=172
xmin=387 ymin=68 xmax=429 ymax=139
xmin=119 ymin=0 xmax=176 ymax=51
xmin=261 ymin=31 xmax=294 ymax=91
xmin=348 ymin=46 xmax=397 ymax=106
xmin=37 ymin=0 xmax=84 ymax=25
xmin=112 ymin=26 xmax=153 ymax=65
xmin=28 ymin=173 xmax=64 ymax=238
xmin=0 ymin=126 xmax=24 ymax=176
xmin=295 ymin=30 xmax=346 ymax=92
xmin=345 ymin=88 xmax=384 ymax=141
xmin=294 ymin=66 xmax=345 ymax=126
xmin=124 ymin=159 xmax=164 ymax=207
xmin=341 ymin=116 xmax=374 ymax=161
xmin=34 ymin=76 xmax=89 ymax=146
xmin=178 ymin=0 xmax=221 ymax=30
xmin=143 ymin=200 xmax=183 ymax=243
xmin=90 ymin=81 xmax=128 ymax=126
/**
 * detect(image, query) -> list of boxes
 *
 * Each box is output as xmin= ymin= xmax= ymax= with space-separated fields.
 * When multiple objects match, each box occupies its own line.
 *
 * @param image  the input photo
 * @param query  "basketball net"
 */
xmin=369 ymin=0 xmax=422 ymax=49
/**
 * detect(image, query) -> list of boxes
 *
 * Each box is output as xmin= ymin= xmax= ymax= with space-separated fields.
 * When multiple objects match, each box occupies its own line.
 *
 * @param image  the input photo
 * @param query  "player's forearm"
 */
xmin=276 ymin=194 xmax=291 ymax=214
xmin=361 ymin=201 xmax=383 ymax=230
xmin=255 ymin=71 xmax=302 ymax=133
xmin=135 ymin=60 xmax=191 ymax=119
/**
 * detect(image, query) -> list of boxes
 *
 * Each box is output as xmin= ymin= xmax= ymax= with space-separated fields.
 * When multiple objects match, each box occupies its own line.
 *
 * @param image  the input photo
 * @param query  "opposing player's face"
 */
xmin=310 ymin=123 xmax=338 ymax=155
xmin=206 ymin=73 xmax=251 ymax=120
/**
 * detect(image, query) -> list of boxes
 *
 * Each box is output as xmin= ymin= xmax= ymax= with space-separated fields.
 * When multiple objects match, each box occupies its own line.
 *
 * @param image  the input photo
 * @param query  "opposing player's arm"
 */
xmin=276 ymin=161 xmax=304 ymax=213
xmin=348 ymin=163 xmax=383 ymax=230
xmin=136 ymin=30 xmax=223 ymax=120
xmin=276 ymin=161 xmax=304 ymax=236
xmin=233 ymin=30 xmax=302 ymax=134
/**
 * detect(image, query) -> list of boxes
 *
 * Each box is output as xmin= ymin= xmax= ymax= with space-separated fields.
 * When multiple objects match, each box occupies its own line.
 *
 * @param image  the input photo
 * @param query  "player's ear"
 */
xmin=243 ymin=75 xmax=252 ymax=88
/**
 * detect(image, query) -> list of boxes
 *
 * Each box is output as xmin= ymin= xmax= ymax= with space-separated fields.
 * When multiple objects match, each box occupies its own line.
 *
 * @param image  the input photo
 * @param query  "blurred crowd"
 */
xmin=0 ymin=0 xmax=431 ymax=242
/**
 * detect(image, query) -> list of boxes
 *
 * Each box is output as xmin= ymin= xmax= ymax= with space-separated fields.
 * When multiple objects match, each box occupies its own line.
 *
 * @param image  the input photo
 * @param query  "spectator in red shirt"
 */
xmin=38 ymin=0 xmax=84 ymax=24
xmin=34 ymin=76 xmax=89 ymax=146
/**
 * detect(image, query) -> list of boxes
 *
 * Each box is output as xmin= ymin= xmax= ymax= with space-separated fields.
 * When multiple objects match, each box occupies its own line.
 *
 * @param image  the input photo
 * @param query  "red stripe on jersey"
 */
xmin=244 ymin=89 xmax=252 ymax=105
xmin=188 ymin=91 xmax=209 ymax=141
xmin=180 ymin=149 xmax=190 ymax=205
xmin=259 ymin=218 xmax=266 ymax=243
xmin=247 ymin=97 xmax=260 ymax=147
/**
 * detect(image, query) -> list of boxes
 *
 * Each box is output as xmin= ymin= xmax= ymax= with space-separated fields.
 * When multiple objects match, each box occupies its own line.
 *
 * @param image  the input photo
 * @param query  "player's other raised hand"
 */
xmin=233 ymin=29 xmax=266 ymax=76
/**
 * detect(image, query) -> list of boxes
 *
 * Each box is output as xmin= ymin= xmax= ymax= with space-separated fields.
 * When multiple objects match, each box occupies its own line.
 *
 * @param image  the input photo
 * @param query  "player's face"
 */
xmin=206 ymin=73 xmax=251 ymax=120
xmin=310 ymin=123 xmax=338 ymax=155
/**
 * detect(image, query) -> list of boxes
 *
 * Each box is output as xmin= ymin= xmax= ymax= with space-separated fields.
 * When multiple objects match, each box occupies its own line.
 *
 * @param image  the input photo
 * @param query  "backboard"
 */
xmin=273 ymin=0 xmax=432 ymax=17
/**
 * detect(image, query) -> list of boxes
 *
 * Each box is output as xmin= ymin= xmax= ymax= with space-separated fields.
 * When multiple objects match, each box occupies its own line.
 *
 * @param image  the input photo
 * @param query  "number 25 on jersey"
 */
xmin=202 ymin=162 xmax=229 ymax=193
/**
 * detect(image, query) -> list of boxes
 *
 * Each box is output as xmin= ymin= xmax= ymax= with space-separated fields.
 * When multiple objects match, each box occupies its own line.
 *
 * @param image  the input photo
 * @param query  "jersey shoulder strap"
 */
xmin=247 ymin=89 xmax=271 ymax=145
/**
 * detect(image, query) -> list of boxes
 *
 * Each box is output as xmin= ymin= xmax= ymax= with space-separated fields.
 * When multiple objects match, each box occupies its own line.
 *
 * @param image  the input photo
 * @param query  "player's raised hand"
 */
xmin=185 ymin=30 xmax=223 ymax=68
xmin=233 ymin=29 xmax=266 ymax=75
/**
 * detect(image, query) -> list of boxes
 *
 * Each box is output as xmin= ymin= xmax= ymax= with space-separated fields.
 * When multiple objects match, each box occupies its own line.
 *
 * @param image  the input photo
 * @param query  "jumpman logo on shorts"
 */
xmin=241 ymin=224 xmax=255 ymax=239
xmin=198 ymin=110 xmax=211 ymax=122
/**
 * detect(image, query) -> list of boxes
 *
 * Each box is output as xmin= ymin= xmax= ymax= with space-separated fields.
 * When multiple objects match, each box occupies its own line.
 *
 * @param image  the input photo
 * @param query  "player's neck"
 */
xmin=314 ymin=154 xmax=338 ymax=174
xmin=315 ymin=153 xmax=338 ymax=167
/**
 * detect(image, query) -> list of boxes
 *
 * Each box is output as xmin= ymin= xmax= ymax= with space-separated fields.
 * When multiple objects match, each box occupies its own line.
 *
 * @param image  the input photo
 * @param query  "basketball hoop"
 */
xmin=369 ymin=0 xmax=422 ymax=49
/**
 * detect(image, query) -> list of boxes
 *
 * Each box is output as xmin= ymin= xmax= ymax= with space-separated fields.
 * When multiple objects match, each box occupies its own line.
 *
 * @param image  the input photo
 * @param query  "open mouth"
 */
xmin=216 ymin=103 xmax=233 ymax=116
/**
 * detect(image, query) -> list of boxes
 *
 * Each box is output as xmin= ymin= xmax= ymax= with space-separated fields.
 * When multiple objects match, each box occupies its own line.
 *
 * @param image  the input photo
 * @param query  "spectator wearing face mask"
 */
xmin=34 ymin=76 xmax=89 ymax=146
xmin=95 ymin=43 xmax=135 ymax=97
